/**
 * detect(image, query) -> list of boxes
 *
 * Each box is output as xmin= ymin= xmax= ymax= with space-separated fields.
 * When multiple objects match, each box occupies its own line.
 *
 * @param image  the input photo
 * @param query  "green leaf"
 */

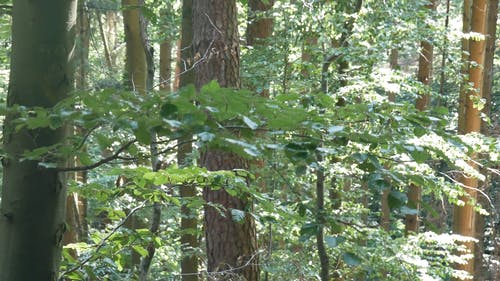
xmin=343 ymin=252 xmax=362 ymax=266
xmin=325 ymin=236 xmax=344 ymax=248
xmin=327 ymin=125 xmax=344 ymax=134
xmin=410 ymin=149 xmax=429 ymax=163
xmin=160 ymin=103 xmax=178 ymax=118
xmin=230 ymin=208 xmax=246 ymax=223
xmin=242 ymin=116 xmax=258 ymax=130
xmin=388 ymin=190 xmax=407 ymax=210
xmin=299 ymin=223 xmax=318 ymax=242
xmin=132 ymin=245 xmax=148 ymax=257
xmin=133 ymin=121 xmax=151 ymax=145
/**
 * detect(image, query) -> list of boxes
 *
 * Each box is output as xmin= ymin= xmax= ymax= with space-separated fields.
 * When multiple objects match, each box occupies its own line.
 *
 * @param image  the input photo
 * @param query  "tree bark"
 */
xmin=177 ymin=1 xmax=199 ymax=280
xmin=247 ymin=0 xmax=274 ymax=46
xmin=453 ymin=0 xmax=488 ymax=278
xmin=194 ymin=1 xmax=259 ymax=280
xmin=458 ymin=0 xmax=472 ymax=134
xmin=0 ymin=1 xmax=77 ymax=280
xmin=122 ymin=0 xmax=147 ymax=95
xmin=63 ymin=0 xmax=91 ymax=255
xmin=406 ymin=0 xmax=437 ymax=234
xmin=474 ymin=1 xmax=498 ymax=279
xmin=122 ymin=0 xmax=148 ymax=271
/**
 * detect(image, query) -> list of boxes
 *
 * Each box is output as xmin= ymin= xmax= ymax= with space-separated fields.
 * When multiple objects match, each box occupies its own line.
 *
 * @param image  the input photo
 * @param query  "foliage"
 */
xmin=0 ymin=0 xmax=498 ymax=280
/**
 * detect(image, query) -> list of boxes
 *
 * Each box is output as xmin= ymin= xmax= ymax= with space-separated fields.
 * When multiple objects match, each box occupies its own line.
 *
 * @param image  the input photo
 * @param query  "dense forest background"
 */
xmin=0 ymin=0 xmax=498 ymax=280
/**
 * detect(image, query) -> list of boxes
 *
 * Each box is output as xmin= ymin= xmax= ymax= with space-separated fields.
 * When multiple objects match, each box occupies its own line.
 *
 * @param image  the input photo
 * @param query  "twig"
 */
xmin=55 ymin=139 xmax=136 ymax=172
xmin=439 ymin=172 xmax=495 ymax=211
xmin=58 ymin=203 xmax=147 ymax=280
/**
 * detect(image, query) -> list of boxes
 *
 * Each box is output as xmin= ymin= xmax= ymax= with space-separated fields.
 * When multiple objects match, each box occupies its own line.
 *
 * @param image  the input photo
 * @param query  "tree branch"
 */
xmin=55 ymin=139 xmax=136 ymax=172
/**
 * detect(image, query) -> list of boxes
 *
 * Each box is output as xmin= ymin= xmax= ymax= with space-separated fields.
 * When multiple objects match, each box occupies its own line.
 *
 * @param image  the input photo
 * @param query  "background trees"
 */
xmin=0 ymin=0 xmax=498 ymax=280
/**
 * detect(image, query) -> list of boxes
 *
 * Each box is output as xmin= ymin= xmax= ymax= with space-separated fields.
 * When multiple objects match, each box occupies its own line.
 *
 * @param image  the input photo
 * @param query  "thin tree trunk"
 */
xmin=64 ymin=0 xmax=91 ymax=255
xmin=247 ymin=0 xmax=274 ymax=97
xmin=159 ymin=41 xmax=172 ymax=92
xmin=458 ymin=0 xmax=472 ymax=134
xmin=453 ymin=0 xmax=488 ymax=278
xmin=438 ymin=0 xmax=451 ymax=99
xmin=0 ymin=1 xmax=77 ymax=280
xmin=122 ymin=0 xmax=148 ymax=271
xmin=247 ymin=0 xmax=274 ymax=46
xmin=97 ymin=11 xmax=114 ymax=71
xmin=177 ymin=1 xmax=199 ymax=281
xmin=194 ymin=1 xmax=259 ymax=280
xmin=406 ymin=0 xmax=437 ymax=234
xmin=247 ymin=2 xmax=275 ymax=280
xmin=122 ymin=0 xmax=147 ymax=95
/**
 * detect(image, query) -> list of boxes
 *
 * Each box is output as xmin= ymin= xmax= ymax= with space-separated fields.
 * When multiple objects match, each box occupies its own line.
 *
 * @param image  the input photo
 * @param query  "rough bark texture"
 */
xmin=453 ymin=0 xmax=487 ymax=278
xmin=177 ymin=1 xmax=199 ymax=281
xmin=406 ymin=0 xmax=436 ymax=234
xmin=194 ymin=1 xmax=259 ymax=280
xmin=0 ymin=1 xmax=77 ymax=280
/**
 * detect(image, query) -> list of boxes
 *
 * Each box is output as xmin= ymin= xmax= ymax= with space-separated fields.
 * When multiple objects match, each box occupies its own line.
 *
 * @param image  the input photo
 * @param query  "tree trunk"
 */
xmin=159 ymin=40 xmax=172 ymax=92
xmin=474 ymin=1 xmax=498 ymax=279
xmin=64 ymin=0 xmax=91 ymax=254
xmin=177 ymin=1 xmax=199 ymax=280
xmin=247 ymin=0 xmax=274 ymax=46
xmin=122 ymin=0 xmax=147 ymax=95
xmin=194 ymin=1 xmax=259 ymax=280
xmin=406 ymin=0 xmax=437 ymax=234
xmin=457 ymin=0 xmax=472 ymax=134
xmin=0 ymin=1 xmax=77 ymax=280
xmin=453 ymin=0 xmax=488 ymax=278
xmin=122 ymin=0 xmax=148 ymax=271
xmin=247 ymin=0 xmax=274 ymax=98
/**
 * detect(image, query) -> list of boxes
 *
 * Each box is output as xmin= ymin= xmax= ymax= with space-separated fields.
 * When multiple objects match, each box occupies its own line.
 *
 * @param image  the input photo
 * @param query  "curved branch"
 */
xmin=58 ymin=203 xmax=147 ymax=280
xmin=56 ymin=139 xmax=136 ymax=172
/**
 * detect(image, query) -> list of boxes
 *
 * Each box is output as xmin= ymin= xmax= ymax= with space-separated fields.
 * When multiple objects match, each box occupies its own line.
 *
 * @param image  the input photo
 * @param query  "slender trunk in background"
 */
xmin=247 ymin=2 xmax=274 ymax=280
xmin=122 ymin=0 xmax=147 ymax=271
xmin=194 ymin=1 xmax=259 ymax=280
xmin=457 ymin=0 xmax=472 ymax=133
xmin=64 ymin=0 xmax=91 ymax=254
xmin=97 ymin=11 xmax=114 ymax=71
xmin=453 ymin=0 xmax=487 ymax=278
xmin=381 ymin=47 xmax=396 ymax=230
xmin=474 ymin=1 xmax=498 ymax=279
xmin=122 ymin=0 xmax=147 ymax=94
xmin=176 ymin=1 xmax=199 ymax=280
xmin=0 ymin=1 xmax=77 ymax=280
xmin=438 ymin=0 xmax=451 ymax=99
xmin=406 ymin=0 xmax=437 ymax=234
xmin=159 ymin=41 xmax=172 ymax=92
xmin=247 ymin=0 xmax=274 ymax=97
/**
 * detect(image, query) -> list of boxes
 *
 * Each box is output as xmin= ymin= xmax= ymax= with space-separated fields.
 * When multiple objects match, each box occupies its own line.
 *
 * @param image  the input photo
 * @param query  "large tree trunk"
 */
xmin=177 ymin=1 xmax=200 ymax=281
xmin=406 ymin=0 xmax=437 ymax=234
xmin=0 ymin=1 xmax=77 ymax=280
xmin=474 ymin=1 xmax=498 ymax=279
xmin=193 ymin=1 xmax=259 ymax=280
xmin=453 ymin=0 xmax=488 ymax=278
